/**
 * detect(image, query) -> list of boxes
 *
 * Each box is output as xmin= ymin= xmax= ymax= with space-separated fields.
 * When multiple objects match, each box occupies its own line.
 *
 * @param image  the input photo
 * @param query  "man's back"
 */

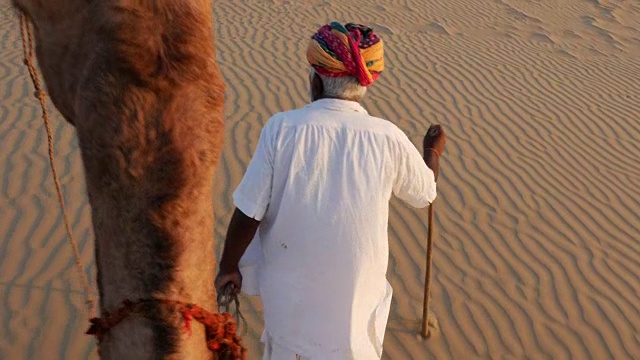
xmin=234 ymin=98 xmax=436 ymax=358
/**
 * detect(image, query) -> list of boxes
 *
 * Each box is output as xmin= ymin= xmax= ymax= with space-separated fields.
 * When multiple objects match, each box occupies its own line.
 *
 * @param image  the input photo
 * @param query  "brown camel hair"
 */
xmin=12 ymin=1 xmax=226 ymax=359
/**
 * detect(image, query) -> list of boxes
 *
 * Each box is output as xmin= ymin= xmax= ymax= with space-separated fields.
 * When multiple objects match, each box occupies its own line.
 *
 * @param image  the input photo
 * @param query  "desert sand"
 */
xmin=1 ymin=0 xmax=639 ymax=359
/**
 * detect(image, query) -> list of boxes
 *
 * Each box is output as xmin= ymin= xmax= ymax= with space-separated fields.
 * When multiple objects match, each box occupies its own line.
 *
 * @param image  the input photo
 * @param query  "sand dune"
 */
xmin=1 ymin=0 xmax=639 ymax=359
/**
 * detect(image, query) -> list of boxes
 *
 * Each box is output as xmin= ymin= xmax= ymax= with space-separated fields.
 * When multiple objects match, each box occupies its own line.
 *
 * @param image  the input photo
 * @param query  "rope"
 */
xmin=217 ymin=284 xmax=248 ymax=336
xmin=19 ymin=12 xmax=96 ymax=319
xmin=86 ymin=299 xmax=247 ymax=359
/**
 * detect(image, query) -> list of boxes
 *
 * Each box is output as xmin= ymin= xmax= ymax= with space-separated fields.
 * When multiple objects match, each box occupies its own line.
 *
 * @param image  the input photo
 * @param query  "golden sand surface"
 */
xmin=1 ymin=0 xmax=639 ymax=358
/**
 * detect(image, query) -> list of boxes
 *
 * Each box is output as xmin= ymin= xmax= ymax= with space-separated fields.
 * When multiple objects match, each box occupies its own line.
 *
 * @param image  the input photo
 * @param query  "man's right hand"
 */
xmin=423 ymin=124 xmax=446 ymax=157
xmin=215 ymin=268 xmax=242 ymax=297
xmin=422 ymin=124 xmax=446 ymax=181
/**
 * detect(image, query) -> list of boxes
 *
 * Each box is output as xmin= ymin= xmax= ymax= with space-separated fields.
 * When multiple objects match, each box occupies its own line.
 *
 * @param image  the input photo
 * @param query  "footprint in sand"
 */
xmin=563 ymin=30 xmax=584 ymax=40
xmin=406 ymin=22 xmax=452 ymax=36
xmin=585 ymin=0 xmax=618 ymax=21
xmin=368 ymin=23 xmax=395 ymax=36
xmin=530 ymin=32 xmax=555 ymax=44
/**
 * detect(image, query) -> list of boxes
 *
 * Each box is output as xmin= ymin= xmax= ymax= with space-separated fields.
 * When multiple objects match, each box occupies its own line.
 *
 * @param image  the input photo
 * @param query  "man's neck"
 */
xmin=314 ymin=95 xmax=361 ymax=103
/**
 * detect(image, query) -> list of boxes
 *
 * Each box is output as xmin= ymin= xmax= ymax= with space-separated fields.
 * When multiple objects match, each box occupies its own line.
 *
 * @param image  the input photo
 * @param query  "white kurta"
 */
xmin=234 ymin=99 xmax=437 ymax=359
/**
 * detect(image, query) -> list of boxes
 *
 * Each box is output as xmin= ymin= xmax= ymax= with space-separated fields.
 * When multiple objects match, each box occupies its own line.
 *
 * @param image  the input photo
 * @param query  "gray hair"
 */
xmin=313 ymin=70 xmax=368 ymax=101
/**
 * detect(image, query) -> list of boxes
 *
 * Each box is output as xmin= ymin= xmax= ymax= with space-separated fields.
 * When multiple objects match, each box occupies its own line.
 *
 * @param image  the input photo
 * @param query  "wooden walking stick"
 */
xmin=421 ymin=125 xmax=441 ymax=339
xmin=420 ymin=202 xmax=435 ymax=338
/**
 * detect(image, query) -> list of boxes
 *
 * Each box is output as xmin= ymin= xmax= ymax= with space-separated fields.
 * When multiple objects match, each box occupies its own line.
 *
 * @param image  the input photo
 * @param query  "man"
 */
xmin=216 ymin=22 xmax=447 ymax=359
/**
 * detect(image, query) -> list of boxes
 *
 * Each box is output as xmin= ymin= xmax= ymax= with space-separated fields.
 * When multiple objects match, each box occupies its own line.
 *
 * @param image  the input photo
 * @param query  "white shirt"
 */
xmin=233 ymin=98 xmax=437 ymax=359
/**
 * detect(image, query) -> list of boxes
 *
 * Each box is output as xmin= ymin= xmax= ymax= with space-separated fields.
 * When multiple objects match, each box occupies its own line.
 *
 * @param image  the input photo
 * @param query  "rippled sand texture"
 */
xmin=2 ymin=0 xmax=640 ymax=359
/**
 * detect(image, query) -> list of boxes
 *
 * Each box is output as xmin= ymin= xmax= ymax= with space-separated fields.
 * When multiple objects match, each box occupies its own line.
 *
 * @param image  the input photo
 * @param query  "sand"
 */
xmin=1 ymin=0 xmax=639 ymax=359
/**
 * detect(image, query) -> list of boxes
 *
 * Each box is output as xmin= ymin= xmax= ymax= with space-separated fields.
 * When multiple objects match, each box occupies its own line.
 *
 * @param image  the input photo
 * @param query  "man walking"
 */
xmin=216 ymin=22 xmax=447 ymax=359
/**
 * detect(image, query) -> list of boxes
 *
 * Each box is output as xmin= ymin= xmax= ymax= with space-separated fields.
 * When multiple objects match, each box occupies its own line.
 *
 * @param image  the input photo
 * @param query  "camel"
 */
xmin=12 ymin=1 xmax=227 ymax=358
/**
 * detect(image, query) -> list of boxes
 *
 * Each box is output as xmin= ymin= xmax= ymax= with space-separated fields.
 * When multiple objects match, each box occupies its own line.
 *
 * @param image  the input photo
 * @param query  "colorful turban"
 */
xmin=307 ymin=22 xmax=384 ymax=87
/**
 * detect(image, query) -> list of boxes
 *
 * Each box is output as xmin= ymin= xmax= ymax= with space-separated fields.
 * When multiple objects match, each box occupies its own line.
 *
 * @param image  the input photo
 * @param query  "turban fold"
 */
xmin=307 ymin=22 xmax=384 ymax=87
